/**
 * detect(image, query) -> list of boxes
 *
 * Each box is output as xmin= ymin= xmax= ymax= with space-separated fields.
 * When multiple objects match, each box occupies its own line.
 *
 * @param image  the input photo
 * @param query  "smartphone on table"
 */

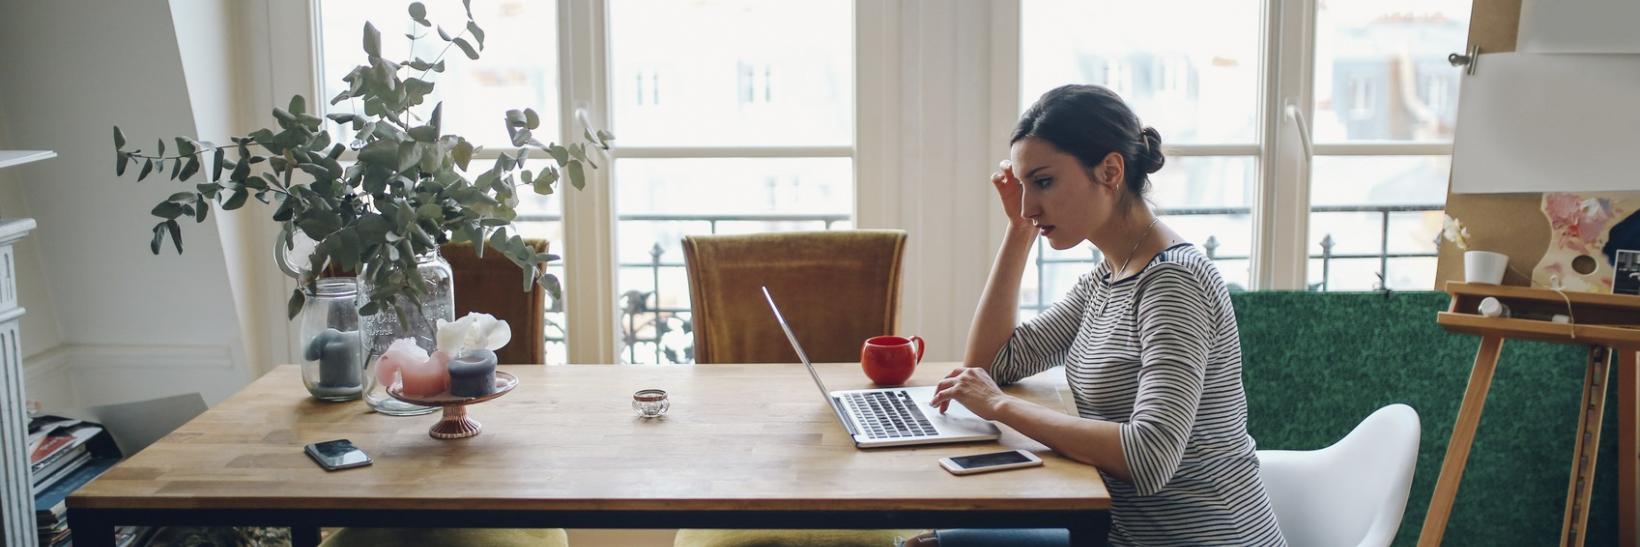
xmin=304 ymin=439 xmax=372 ymax=471
xmin=939 ymin=449 xmax=1043 ymax=476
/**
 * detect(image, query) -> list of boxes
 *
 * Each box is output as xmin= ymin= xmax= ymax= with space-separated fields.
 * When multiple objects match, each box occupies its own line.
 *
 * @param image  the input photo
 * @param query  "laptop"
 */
xmin=762 ymin=286 xmax=1001 ymax=448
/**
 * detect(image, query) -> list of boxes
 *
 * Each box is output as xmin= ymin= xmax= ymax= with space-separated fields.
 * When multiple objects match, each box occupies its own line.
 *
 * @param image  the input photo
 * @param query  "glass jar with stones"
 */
xmin=296 ymin=278 xmax=365 ymax=401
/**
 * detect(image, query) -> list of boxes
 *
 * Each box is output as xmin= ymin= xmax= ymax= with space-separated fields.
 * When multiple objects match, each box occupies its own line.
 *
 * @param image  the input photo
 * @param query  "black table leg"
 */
xmin=1067 ymin=510 xmax=1111 ymax=547
xmin=292 ymin=525 xmax=322 ymax=547
xmin=66 ymin=508 xmax=115 ymax=547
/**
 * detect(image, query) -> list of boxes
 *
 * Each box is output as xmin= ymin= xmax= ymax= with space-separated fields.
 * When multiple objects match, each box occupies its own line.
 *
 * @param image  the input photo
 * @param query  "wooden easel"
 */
xmin=1419 ymin=282 xmax=1640 ymax=546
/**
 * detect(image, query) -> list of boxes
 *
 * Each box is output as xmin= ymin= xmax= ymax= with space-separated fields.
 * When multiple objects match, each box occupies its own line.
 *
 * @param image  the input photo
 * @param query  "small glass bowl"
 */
xmin=633 ymin=388 xmax=670 ymax=418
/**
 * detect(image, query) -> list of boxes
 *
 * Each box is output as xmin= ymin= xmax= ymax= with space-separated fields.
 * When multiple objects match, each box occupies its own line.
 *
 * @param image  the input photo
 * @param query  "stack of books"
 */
xmin=27 ymin=415 xmax=140 ymax=546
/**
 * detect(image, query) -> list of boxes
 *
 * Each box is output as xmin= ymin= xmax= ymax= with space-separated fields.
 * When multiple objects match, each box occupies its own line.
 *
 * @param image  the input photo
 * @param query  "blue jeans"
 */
xmin=934 ymin=528 xmax=1071 ymax=546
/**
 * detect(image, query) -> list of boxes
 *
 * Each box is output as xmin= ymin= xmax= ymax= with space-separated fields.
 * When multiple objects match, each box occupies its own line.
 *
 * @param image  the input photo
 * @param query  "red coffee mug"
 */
xmin=861 ymin=335 xmax=924 ymax=386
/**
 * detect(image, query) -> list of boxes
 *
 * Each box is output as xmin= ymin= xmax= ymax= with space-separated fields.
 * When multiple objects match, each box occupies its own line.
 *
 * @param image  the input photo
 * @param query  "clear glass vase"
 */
xmin=358 ymin=250 xmax=454 ymax=416
xmin=296 ymin=278 xmax=364 ymax=401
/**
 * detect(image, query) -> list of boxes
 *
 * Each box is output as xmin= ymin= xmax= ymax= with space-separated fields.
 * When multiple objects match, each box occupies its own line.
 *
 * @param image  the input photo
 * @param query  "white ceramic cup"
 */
xmin=1464 ymin=250 xmax=1509 ymax=285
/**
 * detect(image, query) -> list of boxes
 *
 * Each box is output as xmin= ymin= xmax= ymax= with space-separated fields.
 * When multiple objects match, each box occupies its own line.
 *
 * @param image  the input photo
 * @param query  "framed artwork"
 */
xmin=1615 ymin=249 xmax=1640 ymax=296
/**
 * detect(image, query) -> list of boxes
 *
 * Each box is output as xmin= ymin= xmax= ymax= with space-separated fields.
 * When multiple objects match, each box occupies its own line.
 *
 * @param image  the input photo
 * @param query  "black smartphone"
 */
xmin=304 ymin=439 xmax=372 ymax=471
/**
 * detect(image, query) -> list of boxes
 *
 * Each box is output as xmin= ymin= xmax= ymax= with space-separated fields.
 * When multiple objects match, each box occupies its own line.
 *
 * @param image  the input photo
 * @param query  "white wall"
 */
xmin=0 ymin=0 xmax=252 ymax=408
xmin=0 ymin=111 xmax=67 ymax=362
xmin=0 ymin=88 xmax=73 ymax=412
xmin=857 ymin=0 xmax=1017 ymax=362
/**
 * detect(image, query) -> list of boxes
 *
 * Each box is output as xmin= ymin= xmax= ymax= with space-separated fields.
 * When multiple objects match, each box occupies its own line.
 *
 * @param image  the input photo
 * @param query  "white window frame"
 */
xmin=274 ymin=0 xmax=1464 ymax=364
xmin=992 ymin=0 xmax=1459 ymax=291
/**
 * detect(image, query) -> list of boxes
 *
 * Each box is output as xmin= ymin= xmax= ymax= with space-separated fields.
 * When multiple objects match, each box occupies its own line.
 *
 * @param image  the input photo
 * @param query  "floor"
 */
xmin=568 ymin=529 xmax=677 ymax=547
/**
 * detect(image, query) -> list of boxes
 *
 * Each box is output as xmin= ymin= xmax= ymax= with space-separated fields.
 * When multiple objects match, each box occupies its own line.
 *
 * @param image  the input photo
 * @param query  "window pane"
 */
xmin=1309 ymin=256 xmax=1436 ymax=291
xmin=1310 ymin=156 xmax=1450 ymax=206
xmin=511 ymin=188 xmax=568 ymax=364
xmin=1312 ymin=0 xmax=1471 ymax=142
xmin=1018 ymin=156 xmax=1255 ymax=315
xmin=1307 ymin=156 xmax=1446 ymax=292
xmin=1156 ymin=156 xmax=1255 ymax=290
xmin=616 ymin=158 xmax=853 ymax=363
xmin=318 ymin=0 xmax=559 ymax=148
xmin=1020 ymin=0 xmax=1262 ymax=144
xmin=608 ymin=0 xmax=853 ymax=147
xmin=1307 ymin=211 xmax=1441 ymax=291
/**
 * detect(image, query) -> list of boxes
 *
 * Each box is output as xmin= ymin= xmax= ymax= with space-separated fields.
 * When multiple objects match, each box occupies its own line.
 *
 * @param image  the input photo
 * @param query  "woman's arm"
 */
xmin=964 ymin=161 xmax=1034 ymax=372
xmin=963 ymin=225 xmax=1037 ymax=372
xmin=994 ymin=397 xmax=1133 ymax=481
xmin=929 ymin=367 xmax=1132 ymax=480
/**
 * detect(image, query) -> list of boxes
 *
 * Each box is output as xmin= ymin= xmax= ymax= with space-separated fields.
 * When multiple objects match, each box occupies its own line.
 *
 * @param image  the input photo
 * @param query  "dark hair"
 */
xmin=1011 ymin=84 xmax=1165 ymax=199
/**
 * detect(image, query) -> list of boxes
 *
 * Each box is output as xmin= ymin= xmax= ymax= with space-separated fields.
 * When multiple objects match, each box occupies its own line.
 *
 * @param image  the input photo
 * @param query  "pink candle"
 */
xmin=376 ymin=339 xmax=427 ymax=387
xmin=400 ymin=350 xmax=449 ymax=396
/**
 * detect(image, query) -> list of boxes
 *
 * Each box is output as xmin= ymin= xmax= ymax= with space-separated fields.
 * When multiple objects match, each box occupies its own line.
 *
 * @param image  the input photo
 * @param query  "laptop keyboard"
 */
xmin=844 ymin=391 xmax=937 ymax=439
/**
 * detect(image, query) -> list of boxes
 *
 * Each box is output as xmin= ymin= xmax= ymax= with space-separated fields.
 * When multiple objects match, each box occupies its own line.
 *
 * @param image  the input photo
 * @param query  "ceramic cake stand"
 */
xmin=387 ymin=370 xmax=518 ymax=439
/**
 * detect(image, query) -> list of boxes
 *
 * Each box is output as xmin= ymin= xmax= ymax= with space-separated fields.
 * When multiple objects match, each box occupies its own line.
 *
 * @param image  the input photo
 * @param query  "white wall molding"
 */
xmin=21 ymin=345 xmax=73 ymax=412
xmin=22 ymin=342 xmax=243 ymax=410
xmin=66 ymin=343 xmax=235 ymax=371
xmin=21 ymin=343 xmax=70 ymax=382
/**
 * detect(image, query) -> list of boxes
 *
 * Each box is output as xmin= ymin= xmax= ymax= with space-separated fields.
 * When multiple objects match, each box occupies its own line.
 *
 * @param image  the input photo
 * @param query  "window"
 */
xmin=607 ymin=0 xmax=854 ymax=363
xmin=1308 ymin=1 xmax=1469 ymax=291
xmin=304 ymin=1 xmax=1471 ymax=364
xmin=1019 ymin=0 xmax=1263 ymax=314
xmin=1016 ymin=0 xmax=1470 ymax=306
xmin=314 ymin=0 xmax=851 ymax=365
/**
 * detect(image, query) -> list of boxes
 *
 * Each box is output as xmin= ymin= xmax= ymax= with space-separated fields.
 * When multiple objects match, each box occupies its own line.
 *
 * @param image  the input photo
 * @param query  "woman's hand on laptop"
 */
xmin=929 ymin=367 xmax=1012 ymax=420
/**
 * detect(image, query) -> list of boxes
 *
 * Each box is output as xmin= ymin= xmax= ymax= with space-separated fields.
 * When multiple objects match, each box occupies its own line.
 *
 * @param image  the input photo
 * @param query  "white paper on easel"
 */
xmin=1519 ymin=0 xmax=1640 ymax=54
xmin=1450 ymin=52 xmax=1640 ymax=194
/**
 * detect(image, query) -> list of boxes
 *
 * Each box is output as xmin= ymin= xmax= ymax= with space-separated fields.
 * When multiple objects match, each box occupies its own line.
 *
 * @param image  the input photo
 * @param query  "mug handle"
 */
xmin=910 ymin=335 xmax=924 ymax=363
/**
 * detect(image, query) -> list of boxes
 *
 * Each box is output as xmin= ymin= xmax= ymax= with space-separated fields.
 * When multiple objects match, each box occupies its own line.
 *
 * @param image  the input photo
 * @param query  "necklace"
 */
xmin=1098 ymin=217 xmax=1160 ymax=316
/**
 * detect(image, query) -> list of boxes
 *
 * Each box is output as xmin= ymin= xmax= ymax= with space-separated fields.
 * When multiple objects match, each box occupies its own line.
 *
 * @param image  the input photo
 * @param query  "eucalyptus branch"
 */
xmin=416 ymin=27 xmax=467 ymax=81
xmin=110 ymin=0 xmax=606 ymax=320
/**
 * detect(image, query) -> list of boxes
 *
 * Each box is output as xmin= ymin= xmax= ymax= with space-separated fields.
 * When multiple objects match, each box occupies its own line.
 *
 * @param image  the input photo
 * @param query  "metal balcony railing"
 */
xmin=516 ymin=203 xmax=1443 ymax=363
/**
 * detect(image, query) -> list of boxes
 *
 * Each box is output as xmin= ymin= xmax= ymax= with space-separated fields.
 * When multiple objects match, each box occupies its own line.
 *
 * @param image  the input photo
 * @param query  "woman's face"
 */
xmin=1009 ymin=137 xmax=1125 ymax=251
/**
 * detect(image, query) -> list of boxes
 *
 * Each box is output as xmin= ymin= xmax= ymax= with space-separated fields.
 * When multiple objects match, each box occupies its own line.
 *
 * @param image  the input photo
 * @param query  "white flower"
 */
xmin=436 ymin=316 xmax=475 ymax=354
xmin=434 ymin=313 xmax=512 ymax=354
xmin=463 ymin=312 xmax=512 ymax=351
xmin=1442 ymin=214 xmax=1472 ymax=251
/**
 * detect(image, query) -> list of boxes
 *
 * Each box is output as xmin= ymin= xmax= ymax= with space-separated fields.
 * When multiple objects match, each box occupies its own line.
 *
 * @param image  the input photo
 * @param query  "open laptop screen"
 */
xmin=761 ymin=286 xmax=834 ymax=404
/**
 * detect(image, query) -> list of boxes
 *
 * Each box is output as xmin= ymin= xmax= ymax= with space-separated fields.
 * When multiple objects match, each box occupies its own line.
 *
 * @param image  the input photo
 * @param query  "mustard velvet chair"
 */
xmin=682 ymin=230 xmax=908 ymax=364
xmin=320 ymin=240 xmax=562 ymax=547
xmin=675 ymin=230 xmax=918 ymax=547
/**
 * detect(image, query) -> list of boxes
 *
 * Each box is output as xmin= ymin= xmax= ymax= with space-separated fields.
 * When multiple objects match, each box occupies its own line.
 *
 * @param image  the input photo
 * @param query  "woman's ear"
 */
xmin=1097 ymin=152 xmax=1125 ymax=190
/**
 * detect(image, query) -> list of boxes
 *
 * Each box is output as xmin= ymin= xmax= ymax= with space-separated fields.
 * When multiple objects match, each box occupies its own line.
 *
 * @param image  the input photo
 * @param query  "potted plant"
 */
xmin=109 ymin=0 xmax=610 ymax=409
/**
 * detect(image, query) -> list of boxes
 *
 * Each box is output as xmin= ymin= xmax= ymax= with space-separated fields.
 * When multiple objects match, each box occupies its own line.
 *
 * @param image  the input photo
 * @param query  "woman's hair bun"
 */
xmin=1138 ymin=126 xmax=1165 ymax=175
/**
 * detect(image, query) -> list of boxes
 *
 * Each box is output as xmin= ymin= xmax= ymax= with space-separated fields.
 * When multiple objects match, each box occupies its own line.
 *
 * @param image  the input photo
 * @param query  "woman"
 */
xmin=907 ymin=84 xmax=1285 ymax=546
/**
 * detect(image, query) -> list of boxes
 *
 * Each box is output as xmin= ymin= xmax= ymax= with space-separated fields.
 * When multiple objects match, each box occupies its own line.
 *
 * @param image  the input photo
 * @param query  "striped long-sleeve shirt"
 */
xmin=992 ymin=243 xmax=1285 ymax=546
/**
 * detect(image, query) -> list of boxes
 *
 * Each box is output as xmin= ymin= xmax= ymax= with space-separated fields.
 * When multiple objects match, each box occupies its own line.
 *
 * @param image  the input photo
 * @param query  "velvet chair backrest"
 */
xmin=442 ymin=240 xmax=548 ymax=365
xmin=682 ymin=230 xmax=908 ymax=364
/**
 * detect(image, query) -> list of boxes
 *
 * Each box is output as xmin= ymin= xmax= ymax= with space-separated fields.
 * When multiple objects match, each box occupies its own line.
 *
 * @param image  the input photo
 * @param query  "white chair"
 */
xmin=1257 ymin=404 xmax=1421 ymax=547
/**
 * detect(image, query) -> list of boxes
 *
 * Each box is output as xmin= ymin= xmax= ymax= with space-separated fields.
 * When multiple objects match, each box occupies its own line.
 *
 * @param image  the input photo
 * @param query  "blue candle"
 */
xmin=448 ymin=348 xmax=498 ymax=397
xmin=306 ymin=328 xmax=362 ymax=388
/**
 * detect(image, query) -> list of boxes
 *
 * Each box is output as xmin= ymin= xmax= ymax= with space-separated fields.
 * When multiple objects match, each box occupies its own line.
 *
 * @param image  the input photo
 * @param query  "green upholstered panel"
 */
xmin=1231 ymin=291 xmax=1618 ymax=547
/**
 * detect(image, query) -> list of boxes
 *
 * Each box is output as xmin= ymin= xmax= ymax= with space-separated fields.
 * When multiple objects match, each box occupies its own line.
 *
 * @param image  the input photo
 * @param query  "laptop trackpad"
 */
xmin=903 ymin=386 xmax=1000 ymax=435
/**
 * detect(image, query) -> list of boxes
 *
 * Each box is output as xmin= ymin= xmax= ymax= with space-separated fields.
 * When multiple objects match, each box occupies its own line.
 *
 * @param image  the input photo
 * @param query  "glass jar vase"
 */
xmin=358 ymin=249 xmax=454 ymax=416
xmin=297 ymin=278 xmax=365 ymax=401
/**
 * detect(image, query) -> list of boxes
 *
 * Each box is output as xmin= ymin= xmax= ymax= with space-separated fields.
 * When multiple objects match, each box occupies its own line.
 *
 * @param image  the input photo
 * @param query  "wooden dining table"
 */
xmin=66 ymin=362 xmax=1112 ymax=546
